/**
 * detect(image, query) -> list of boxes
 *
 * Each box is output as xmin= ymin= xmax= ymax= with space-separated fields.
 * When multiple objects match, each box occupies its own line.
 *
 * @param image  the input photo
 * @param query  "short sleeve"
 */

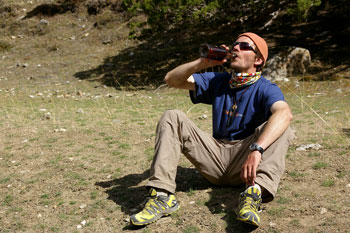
xmin=189 ymin=72 xmax=216 ymax=105
xmin=261 ymin=83 xmax=285 ymax=116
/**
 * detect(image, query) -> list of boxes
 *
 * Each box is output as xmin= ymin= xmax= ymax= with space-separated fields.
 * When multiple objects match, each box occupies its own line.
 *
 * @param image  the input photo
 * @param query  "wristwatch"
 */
xmin=249 ymin=143 xmax=264 ymax=155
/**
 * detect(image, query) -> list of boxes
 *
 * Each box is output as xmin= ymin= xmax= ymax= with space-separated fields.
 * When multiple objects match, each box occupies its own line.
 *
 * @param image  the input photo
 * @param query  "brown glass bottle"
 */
xmin=199 ymin=44 xmax=228 ymax=60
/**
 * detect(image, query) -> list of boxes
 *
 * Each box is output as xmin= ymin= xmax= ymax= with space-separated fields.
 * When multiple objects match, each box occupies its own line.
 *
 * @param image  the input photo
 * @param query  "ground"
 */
xmin=0 ymin=1 xmax=350 ymax=233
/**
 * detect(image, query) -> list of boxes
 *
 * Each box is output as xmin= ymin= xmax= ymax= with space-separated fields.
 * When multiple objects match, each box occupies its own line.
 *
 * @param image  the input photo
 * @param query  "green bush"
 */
xmin=122 ymin=0 xmax=222 ymax=32
xmin=0 ymin=40 xmax=12 ymax=51
xmin=287 ymin=0 xmax=322 ymax=22
xmin=121 ymin=0 xmax=324 ymax=35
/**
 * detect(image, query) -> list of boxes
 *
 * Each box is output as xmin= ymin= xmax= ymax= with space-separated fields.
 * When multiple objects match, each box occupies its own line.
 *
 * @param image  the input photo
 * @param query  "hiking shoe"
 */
xmin=236 ymin=186 xmax=262 ymax=227
xmin=130 ymin=188 xmax=179 ymax=226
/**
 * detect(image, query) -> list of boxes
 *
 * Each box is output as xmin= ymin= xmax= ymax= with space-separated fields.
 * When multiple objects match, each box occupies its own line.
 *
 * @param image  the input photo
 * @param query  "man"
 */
xmin=130 ymin=32 xmax=294 ymax=227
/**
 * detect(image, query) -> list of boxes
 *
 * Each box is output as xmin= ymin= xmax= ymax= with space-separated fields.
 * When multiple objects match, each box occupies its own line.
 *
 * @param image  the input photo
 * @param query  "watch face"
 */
xmin=250 ymin=143 xmax=263 ymax=154
xmin=250 ymin=144 xmax=256 ymax=150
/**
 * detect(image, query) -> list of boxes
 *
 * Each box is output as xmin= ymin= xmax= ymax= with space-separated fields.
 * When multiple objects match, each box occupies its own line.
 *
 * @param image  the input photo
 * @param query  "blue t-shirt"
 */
xmin=190 ymin=72 xmax=285 ymax=140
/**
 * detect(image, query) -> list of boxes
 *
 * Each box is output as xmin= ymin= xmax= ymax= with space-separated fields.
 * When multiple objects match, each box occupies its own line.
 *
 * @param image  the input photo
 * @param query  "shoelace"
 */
xmin=240 ymin=194 xmax=261 ymax=211
xmin=143 ymin=197 xmax=168 ymax=215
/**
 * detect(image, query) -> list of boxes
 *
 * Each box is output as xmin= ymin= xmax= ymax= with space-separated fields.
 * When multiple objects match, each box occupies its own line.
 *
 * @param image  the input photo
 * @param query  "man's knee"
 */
xmin=160 ymin=109 xmax=186 ymax=124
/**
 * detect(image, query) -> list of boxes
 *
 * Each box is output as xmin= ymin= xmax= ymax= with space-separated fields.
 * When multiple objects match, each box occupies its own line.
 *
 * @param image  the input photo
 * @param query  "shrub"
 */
xmin=287 ymin=0 xmax=322 ymax=22
xmin=0 ymin=40 xmax=12 ymax=51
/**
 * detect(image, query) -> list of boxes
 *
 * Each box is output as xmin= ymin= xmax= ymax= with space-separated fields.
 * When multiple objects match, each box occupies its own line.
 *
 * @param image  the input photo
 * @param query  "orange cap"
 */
xmin=237 ymin=32 xmax=268 ymax=64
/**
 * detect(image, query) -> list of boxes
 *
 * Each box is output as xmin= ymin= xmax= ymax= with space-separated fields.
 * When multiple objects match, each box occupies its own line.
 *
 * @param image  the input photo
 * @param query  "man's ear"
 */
xmin=254 ymin=56 xmax=264 ymax=67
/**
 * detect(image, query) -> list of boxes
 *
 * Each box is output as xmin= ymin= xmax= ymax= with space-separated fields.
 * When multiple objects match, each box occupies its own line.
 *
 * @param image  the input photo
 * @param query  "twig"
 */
xmin=282 ymin=83 xmax=350 ymax=145
xmin=63 ymin=25 xmax=93 ymax=41
xmin=153 ymin=84 xmax=168 ymax=93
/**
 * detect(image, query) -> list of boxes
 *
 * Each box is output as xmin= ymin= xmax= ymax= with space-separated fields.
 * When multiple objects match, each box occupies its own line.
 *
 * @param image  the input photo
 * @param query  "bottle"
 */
xmin=199 ymin=44 xmax=228 ymax=60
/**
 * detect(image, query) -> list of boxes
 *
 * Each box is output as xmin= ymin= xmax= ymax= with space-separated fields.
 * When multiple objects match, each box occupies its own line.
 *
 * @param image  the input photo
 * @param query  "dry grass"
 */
xmin=1 ymin=76 xmax=350 ymax=233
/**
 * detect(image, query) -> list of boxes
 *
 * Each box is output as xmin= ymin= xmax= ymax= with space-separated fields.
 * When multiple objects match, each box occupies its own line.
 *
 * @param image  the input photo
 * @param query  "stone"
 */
xmin=296 ymin=143 xmax=322 ymax=151
xmin=320 ymin=207 xmax=327 ymax=214
xmin=76 ymin=108 xmax=84 ymax=114
xmin=263 ymin=47 xmax=312 ymax=81
xmin=44 ymin=112 xmax=51 ymax=120
xmin=54 ymin=128 xmax=67 ymax=132
xmin=39 ymin=19 xmax=49 ymax=25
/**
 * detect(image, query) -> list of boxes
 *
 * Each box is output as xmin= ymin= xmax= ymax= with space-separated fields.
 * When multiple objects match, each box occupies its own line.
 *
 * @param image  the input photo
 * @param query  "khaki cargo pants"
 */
xmin=147 ymin=110 xmax=294 ymax=201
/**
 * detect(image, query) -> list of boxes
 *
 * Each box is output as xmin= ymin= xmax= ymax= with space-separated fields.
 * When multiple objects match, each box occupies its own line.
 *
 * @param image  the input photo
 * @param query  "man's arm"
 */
xmin=164 ymin=58 xmax=225 ymax=90
xmin=240 ymin=100 xmax=293 ymax=186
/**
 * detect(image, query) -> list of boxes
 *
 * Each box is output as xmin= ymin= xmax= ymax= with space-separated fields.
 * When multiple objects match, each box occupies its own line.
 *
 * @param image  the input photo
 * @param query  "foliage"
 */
xmin=0 ymin=40 xmax=12 ymax=52
xmin=287 ymin=0 xmax=322 ymax=22
xmin=121 ymin=0 xmax=324 ymax=34
xmin=122 ymin=0 xmax=222 ymax=32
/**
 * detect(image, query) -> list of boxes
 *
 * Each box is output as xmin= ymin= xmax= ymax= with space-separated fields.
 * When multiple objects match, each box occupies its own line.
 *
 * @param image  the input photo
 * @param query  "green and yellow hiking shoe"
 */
xmin=236 ymin=186 xmax=262 ymax=227
xmin=130 ymin=188 xmax=179 ymax=226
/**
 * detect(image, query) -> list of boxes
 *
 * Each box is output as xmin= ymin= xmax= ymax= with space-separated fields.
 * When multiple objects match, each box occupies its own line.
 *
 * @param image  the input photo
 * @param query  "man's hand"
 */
xmin=240 ymin=151 xmax=262 ymax=186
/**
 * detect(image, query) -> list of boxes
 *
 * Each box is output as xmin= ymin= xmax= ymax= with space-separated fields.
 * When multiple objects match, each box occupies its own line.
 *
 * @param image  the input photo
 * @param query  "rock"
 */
xmin=346 ymin=184 xmax=350 ymax=188
xmin=287 ymin=48 xmax=311 ymax=75
xmin=76 ymin=108 xmax=84 ymax=114
xmin=39 ymin=19 xmax=49 ymax=25
xmin=320 ymin=207 xmax=327 ymax=214
xmin=296 ymin=143 xmax=322 ymax=151
xmin=263 ymin=47 xmax=312 ymax=81
xmin=269 ymin=222 xmax=277 ymax=227
xmin=79 ymin=204 xmax=87 ymax=209
xmin=54 ymin=128 xmax=67 ymax=132
xmin=44 ymin=112 xmax=51 ymax=120
xmin=102 ymin=39 xmax=111 ymax=44
xmin=86 ymin=0 xmax=109 ymax=14
xmin=199 ymin=114 xmax=208 ymax=120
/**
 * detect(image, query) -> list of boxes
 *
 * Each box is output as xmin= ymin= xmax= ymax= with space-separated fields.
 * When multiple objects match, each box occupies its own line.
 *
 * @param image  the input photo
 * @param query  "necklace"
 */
xmin=226 ymin=86 xmax=250 ymax=128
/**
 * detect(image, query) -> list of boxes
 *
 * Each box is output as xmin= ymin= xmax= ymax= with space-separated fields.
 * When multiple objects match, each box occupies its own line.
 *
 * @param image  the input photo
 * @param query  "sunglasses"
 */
xmin=231 ymin=42 xmax=257 ymax=54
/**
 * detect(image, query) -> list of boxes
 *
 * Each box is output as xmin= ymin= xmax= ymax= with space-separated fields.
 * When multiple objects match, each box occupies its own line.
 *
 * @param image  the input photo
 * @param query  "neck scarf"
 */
xmin=229 ymin=72 xmax=261 ymax=89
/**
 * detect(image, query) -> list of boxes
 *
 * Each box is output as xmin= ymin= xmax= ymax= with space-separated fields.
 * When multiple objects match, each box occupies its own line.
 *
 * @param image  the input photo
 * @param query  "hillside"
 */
xmin=0 ymin=0 xmax=349 ymax=88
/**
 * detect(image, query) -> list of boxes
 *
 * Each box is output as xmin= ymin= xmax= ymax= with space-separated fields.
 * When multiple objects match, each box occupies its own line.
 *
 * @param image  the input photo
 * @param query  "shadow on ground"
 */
xmin=73 ymin=0 xmax=349 ymax=89
xmin=96 ymin=166 xmax=257 ymax=232
xmin=95 ymin=167 xmax=213 ymax=215
xmin=73 ymin=29 xmax=235 ymax=89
